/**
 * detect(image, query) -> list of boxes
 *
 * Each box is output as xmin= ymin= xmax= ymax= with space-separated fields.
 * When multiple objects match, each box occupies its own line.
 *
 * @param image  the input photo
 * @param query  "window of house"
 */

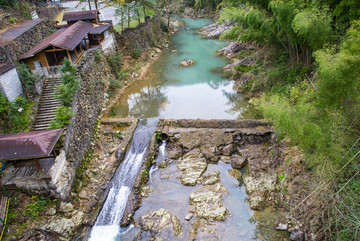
xmin=33 ymin=60 xmax=42 ymax=70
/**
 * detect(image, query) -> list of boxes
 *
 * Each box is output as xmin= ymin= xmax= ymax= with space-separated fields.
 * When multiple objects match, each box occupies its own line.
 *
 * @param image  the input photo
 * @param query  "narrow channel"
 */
xmin=89 ymin=119 xmax=158 ymax=241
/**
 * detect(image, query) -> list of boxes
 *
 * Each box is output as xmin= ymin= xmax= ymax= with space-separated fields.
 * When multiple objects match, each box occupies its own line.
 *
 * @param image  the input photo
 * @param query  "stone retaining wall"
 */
xmin=50 ymin=50 xmax=114 ymax=199
xmin=0 ymin=19 xmax=54 ymax=64
xmin=115 ymin=15 xmax=165 ymax=54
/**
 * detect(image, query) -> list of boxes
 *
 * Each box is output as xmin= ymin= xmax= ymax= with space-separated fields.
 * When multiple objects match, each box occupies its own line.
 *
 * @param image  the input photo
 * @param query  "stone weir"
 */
xmin=120 ymin=118 xmax=280 ymax=231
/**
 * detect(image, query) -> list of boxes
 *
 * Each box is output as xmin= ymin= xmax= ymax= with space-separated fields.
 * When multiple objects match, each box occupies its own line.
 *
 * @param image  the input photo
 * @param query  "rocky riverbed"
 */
xmin=121 ymin=119 xmax=292 ymax=240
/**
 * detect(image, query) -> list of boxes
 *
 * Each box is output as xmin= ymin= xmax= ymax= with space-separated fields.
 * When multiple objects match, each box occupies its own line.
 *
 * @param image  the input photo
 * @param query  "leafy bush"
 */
xmin=258 ymin=82 xmax=349 ymax=178
xmin=22 ymin=195 xmax=50 ymax=219
xmin=106 ymin=51 xmax=123 ymax=79
xmin=108 ymin=79 xmax=122 ymax=97
xmin=0 ymin=0 xmax=15 ymax=8
xmin=18 ymin=63 xmax=38 ymax=98
xmin=54 ymin=58 xmax=80 ymax=107
xmin=160 ymin=19 xmax=168 ymax=32
xmin=0 ymin=95 xmax=31 ymax=133
xmin=49 ymin=106 xmax=73 ymax=129
xmin=131 ymin=47 xmax=142 ymax=59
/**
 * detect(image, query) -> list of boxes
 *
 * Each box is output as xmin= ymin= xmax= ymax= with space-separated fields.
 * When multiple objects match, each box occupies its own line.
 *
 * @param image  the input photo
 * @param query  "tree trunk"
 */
xmin=127 ymin=6 xmax=131 ymax=28
xmin=94 ymin=0 xmax=99 ymax=12
xmin=167 ymin=13 xmax=171 ymax=29
xmin=88 ymin=0 xmax=92 ymax=10
xmin=137 ymin=8 xmax=140 ymax=24
xmin=121 ymin=11 xmax=124 ymax=31
xmin=143 ymin=6 xmax=146 ymax=22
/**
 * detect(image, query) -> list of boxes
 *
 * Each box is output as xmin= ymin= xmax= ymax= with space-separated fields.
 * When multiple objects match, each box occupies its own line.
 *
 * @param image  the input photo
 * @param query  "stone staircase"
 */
xmin=32 ymin=78 xmax=62 ymax=131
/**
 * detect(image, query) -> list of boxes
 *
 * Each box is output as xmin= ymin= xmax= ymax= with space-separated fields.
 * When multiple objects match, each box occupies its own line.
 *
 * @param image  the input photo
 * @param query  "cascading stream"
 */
xmin=89 ymin=118 xmax=159 ymax=241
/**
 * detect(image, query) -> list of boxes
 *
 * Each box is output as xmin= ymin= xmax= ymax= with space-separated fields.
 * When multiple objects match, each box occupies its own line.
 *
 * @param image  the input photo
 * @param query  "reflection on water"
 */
xmin=110 ymin=18 xmax=261 ymax=119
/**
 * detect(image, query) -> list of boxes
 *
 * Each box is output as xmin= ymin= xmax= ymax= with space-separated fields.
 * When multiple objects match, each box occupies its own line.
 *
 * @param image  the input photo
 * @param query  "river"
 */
xmin=90 ymin=18 xmax=288 ymax=241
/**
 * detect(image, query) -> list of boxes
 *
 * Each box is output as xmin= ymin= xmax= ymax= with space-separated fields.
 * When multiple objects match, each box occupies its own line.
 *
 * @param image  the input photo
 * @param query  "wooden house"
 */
xmin=62 ymin=10 xmax=99 ymax=26
xmin=19 ymin=21 xmax=94 ymax=71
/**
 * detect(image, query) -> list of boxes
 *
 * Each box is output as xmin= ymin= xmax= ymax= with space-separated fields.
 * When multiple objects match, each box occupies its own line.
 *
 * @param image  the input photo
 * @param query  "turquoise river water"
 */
xmin=110 ymin=18 xmax=260 ymax=119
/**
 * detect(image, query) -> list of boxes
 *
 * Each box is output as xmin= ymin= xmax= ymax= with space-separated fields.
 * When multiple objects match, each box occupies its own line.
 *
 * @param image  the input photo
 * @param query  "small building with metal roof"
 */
xmin=19 ymin=20 xmax=94 ymax=71
xmin=62 ymin=10 xmax=99 ymax=25
xmin=0 ymin=129 xmax=63 ymax=193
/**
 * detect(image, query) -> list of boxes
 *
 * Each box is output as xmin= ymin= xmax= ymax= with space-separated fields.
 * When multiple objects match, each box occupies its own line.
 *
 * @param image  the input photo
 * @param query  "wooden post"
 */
xmin=66 ymin=50 xmax=71 ymax=63
xmin=74 ymin=48 xmax=78 ymax=59
xmin=33 ymin=159 xmax=44 ymax=176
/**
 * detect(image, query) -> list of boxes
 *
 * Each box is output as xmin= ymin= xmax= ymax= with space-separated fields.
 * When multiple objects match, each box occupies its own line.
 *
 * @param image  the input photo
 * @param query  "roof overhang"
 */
xmin=0 ymin=129 xmax=63 ymax=161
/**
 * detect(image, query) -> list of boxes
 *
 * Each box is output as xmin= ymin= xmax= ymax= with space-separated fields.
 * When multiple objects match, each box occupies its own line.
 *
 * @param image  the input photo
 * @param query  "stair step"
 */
xmin=37 ymin=110 xmax=56 ymax=114
xmin=38 ymin=106 xmax=60 ymax=110
xmin=39 ymin=100 xmax=60 ymax=104
xmin=36 ymin=112 xmax=56 ymax=117
xmin=33 ymin=124 xmax=51 ymax=129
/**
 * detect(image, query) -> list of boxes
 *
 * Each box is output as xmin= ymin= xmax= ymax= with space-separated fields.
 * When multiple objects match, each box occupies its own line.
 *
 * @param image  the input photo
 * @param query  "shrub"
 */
xmin=54 ymin=58 xmax=80 ymax=106
xmin=131 ymin=47 xmax=142 ymax=59
xmin=160 ymin=20 xmax=168 ymax=32
xmin=108 ymin=79 xmax=123 ymax=97
xmin=49 ymin=106 xmax=73 ymax=129
xmin=0 ymin=95 xmax=31 ymax=133
xmin=22 ymin=195 xmax=50 ymax=219
xmin=106 ymin=51 xmax=123 ymax=79
xmin=18 ymin=63 xmax=38 ymax=98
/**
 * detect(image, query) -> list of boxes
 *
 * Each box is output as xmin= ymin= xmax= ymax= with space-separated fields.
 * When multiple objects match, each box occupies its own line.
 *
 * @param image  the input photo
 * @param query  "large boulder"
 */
xmin=177 ymin=151 xmax=207 ymax=186
xmin=200 ymin=21 xmax=234 ymax=39
xmin=136 ymin=208 xmax=183 ymax=238
xmin=38 ymin=211 xmax=84 ymax=240
xmin=243 ymin=174 xmax=277 ymax=195
xmin=188 ymin=183 xmax=229 ymax=222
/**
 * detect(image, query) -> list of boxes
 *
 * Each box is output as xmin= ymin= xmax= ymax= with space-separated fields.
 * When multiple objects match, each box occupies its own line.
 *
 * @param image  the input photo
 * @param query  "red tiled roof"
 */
xmin=89 ymin=23 xmax=112 ymax=34
xmin=0 ymin=129 xmax=63 ymax=161
xmin=62 ymin=10 xmax=99 ymax=22
xmin=20 ymin=21 xmax=93 ymax=59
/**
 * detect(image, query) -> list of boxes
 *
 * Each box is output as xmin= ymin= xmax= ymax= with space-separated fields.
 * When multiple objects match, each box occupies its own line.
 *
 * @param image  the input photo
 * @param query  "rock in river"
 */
xmin=180 ymin=59 xmax=196 ymax=67
xmin=177 ymin=153 xmax=207 ymax=186
xmin=231 ymin=154 xmax=247 ymax=169
xmin=189 ymin=183 xmax=229 ymax=222
xmin=136 ymin=208 xmax=183 ymax=238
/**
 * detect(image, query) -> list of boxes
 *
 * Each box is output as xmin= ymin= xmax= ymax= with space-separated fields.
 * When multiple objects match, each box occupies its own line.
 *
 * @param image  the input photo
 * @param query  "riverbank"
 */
xmin=199 ymin=21 xmax=324 ymax=240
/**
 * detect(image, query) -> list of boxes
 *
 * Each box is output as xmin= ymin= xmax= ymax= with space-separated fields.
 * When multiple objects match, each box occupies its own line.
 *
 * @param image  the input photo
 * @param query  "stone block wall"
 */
xmin=51 ymin=50 xmax=114 ymax=198
xmin=0 ymin=19 xmax=54 ymax=64
xmin=116 ymin=15 xmax=166 ymax=54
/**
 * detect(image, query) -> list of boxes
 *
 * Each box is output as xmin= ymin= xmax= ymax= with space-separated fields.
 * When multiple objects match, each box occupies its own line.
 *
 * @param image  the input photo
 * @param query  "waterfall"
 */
xmin=89 ymin=119 xmax=158 ymax=241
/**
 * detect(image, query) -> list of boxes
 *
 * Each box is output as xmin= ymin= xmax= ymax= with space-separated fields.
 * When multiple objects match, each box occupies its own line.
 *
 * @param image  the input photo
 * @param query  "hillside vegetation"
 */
xmin=217 ymin=0 xmax=360 ymax=239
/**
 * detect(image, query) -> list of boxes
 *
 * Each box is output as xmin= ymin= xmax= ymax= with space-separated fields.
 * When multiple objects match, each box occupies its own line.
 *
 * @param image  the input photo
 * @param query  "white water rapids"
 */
xmin=89 ymin=119 xmax=158 ymax=241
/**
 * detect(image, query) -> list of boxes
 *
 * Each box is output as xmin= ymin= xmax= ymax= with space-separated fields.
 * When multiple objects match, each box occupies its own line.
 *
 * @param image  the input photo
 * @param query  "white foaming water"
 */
xmin=159 ymin=140 xmax=166 ymax=156
xmin=89 ymin=119 xmax=158 ymax=241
